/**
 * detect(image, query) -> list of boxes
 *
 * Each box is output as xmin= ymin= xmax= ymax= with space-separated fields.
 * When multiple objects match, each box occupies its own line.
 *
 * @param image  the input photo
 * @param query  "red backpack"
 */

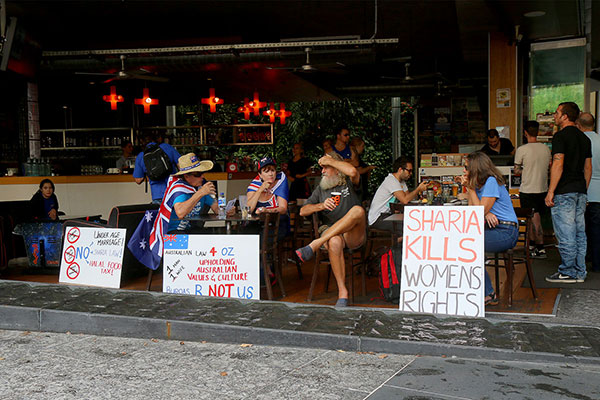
xmin=379 ymin=246 xmax=402 ymax=303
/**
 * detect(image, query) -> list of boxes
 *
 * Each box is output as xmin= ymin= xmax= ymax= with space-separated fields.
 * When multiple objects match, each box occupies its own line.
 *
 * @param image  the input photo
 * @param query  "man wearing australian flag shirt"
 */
xmin=128 ymin=153 xmax=217 ymax=271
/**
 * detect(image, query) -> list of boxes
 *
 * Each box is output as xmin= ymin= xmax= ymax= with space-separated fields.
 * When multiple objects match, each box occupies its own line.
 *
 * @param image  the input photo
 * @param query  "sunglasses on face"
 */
xmin=404 ymin=168 xmax=413 ymax=173
xmin=189 ymin=172 xmax=204 ymax=177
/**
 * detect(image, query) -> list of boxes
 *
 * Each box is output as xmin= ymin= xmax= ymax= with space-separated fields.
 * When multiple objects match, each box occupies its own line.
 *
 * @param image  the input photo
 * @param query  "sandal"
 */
xmin=485 ymin=292 xmax=499 ymax=306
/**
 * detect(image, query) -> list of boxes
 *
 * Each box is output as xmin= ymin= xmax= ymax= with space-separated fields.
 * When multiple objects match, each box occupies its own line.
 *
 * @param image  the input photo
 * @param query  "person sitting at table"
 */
xmin=247 ymin=157 xmax=290 ymax=237
xmin=368 ymin=156 xmax=428 ymax=235
xmin=295 ymin=153 xmax=366 ymax=307
xmin=459 ymin=151 xmax=519 ymax=306
xmin=162 ymin=153 xmax=218 ymax=233
xmin=480 ymin=129 xmax=515 ymax=156
xmin=30 ymin=178 xmax=59 ymax=221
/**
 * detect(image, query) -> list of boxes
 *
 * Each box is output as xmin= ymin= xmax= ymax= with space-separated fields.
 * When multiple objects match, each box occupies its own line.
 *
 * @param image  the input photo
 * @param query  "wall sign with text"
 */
xmin=400 ymin=206 xmax=485 ymax=317
xmin=162 ymin=234 xmax=260 ymax=300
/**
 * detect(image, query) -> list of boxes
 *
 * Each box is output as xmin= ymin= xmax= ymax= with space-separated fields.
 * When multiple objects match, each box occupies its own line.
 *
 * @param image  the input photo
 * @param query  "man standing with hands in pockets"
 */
xmin=295 ymin=152 xmax=366 ymax=307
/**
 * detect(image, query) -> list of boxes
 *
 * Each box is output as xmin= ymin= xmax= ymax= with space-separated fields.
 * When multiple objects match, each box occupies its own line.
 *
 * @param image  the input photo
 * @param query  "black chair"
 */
xmin=485 ymin=207 xmax=538 ymax=307
xmin=307 ymin=214 xmax=366 ymax=304
xmin=259 ymin=212 xmax=285 ymax=300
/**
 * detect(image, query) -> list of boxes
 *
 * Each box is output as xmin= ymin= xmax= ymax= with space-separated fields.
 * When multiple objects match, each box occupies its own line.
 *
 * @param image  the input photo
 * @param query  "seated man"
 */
xmin=163 ymin=153 xmax=218 ymax=233
xmin=368 ymin=157 xmax=427 ymax=233
xmin=295 ymin=153 xmax=366 ymax=307
xmin=481 ymin=129 xmax=515 ymax=156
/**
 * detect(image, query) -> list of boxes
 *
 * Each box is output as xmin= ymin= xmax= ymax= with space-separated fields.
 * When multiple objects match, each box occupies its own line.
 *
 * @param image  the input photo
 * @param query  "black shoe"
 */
xmin=545 ymin=272 xmax=576 ymax=283
xmin=530 ymin=248 xmax=547 ymax=259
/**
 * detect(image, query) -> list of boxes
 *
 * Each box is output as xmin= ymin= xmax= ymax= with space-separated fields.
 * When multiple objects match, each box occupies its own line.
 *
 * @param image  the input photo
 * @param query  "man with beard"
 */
xmin=295 ymin=153 xmax=366 ymax=307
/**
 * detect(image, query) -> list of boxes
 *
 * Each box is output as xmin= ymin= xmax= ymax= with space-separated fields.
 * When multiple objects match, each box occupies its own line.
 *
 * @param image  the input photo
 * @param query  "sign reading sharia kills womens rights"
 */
xmin=162 ymin=234 xmax=260 ymax=300
xmin=59 ymin=227 xmax=126 ymax=288
xmin=400 ymin=206 xmax=485 ymax=317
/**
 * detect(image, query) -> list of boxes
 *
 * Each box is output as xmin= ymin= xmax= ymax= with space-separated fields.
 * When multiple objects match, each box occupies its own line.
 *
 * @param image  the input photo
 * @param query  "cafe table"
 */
xmin=182 ymin=213 xmax=261 ymax=234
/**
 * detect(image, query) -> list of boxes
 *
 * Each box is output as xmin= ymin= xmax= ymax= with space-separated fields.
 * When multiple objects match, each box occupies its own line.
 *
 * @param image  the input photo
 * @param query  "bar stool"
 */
xmin=306 ymin=214 xmax=366 ymax=304
xmin=485 ymin=207 xmax=538 ymax=307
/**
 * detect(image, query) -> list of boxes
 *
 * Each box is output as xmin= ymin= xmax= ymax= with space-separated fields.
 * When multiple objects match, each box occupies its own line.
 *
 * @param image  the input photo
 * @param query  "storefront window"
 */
xmin=529 ymin=39 xmax=585 ymax=118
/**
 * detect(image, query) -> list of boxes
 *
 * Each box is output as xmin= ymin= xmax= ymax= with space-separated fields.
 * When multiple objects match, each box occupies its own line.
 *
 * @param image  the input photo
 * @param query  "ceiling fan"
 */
xmin=380 ymin=62 xmax=445 ymax=82
xmin=266 ymin=47 xmax=345 ymax=73
xmin=75 ymin=55 xmax=169 ymax=83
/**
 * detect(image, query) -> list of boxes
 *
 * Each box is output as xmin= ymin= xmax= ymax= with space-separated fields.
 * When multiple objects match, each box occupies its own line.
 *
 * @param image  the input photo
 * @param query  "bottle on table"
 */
xmin=218 ymin=192 xmax=226 ymax=219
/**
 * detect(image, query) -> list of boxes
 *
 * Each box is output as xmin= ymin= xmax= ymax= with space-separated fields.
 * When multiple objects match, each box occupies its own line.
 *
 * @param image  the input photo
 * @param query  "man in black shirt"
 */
xmin=545 ymin=102 xmax=592 ymax=283
xmin=480 ymin=129 xmax=515 ymax=155
xmin=295 ymin=153 xmax=366 ymax=307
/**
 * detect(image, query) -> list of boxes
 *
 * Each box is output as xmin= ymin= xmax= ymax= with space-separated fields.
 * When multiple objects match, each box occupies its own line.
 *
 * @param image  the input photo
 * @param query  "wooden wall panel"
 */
xmin=489 ymin=32 xmax=518 ymax=145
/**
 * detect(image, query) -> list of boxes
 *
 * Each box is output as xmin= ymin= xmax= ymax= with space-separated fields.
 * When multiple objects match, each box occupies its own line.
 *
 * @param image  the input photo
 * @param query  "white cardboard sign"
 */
xmin=59 ymin=227 xmax=126 ymax=288
xmin=400 ymin=206 xmax=485 ymax=317
xmin=162 ymin=234 xmax=260 ymax=300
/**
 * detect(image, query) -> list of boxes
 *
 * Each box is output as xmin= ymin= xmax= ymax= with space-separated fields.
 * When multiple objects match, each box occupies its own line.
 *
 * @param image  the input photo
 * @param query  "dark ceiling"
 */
xmin=3 ymin=0 xmax=584 ymax=104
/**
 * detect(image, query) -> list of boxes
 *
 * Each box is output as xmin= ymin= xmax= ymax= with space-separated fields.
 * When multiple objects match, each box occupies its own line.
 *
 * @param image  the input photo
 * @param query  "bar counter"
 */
xmin=0 ymin=172 xmax=258 ymax=219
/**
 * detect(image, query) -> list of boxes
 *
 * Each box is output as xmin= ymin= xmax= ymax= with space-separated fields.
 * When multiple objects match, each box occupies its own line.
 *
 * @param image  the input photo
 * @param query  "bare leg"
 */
xmin=308 ymin=206 xmax=365 ymax=252
xmin=324 ymin=235 xmax=348 ymax=299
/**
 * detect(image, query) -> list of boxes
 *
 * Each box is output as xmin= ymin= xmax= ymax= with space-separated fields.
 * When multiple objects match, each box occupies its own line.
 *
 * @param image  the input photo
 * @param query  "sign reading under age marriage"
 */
xmin=59 ymin=227 xmax=126 ymax=288
xmin=162 ymin=234 xmax=260 ymax=300
xmin=400 ymin=206 xmax=485 ymax=317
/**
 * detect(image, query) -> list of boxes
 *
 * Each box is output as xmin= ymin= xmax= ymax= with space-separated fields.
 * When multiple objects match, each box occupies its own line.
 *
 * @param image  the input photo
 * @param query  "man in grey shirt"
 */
xmin=295 ymin=152 xmax=366 ymax=307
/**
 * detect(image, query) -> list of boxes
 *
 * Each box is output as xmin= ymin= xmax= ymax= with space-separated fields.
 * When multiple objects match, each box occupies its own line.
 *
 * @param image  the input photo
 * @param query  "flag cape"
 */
xmin=247 ymin=172 xmax=289 ymax=208
xmin=128 ymin=176 xmax=196 ymax=270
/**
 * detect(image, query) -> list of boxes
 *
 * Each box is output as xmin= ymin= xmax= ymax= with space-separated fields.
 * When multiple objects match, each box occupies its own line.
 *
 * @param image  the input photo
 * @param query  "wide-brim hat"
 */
xmin=174 ymin=153 xmax=214 ymax=176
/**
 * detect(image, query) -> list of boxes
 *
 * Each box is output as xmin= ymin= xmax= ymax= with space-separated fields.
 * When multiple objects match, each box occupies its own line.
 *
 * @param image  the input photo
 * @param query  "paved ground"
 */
xmin=1 ymin=329 xmax=599 ymax=400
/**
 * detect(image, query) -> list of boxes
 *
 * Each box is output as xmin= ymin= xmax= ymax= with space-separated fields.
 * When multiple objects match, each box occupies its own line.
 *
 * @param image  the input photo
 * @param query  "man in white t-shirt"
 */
xmin=368 ymin=157 xmax=427 ymax=233
xmin=514 ymin=121 xmax=552 ymax=258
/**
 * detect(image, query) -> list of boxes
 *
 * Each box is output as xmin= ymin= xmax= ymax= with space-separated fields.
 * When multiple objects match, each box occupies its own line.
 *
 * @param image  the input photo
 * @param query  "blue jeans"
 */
xmin=585 ymin=202 xmax=600 ymax=272
xmin=551 ymin=193 xmax=587 ymax=280
xmin=484 ymin=224 xmax=519 ymax=296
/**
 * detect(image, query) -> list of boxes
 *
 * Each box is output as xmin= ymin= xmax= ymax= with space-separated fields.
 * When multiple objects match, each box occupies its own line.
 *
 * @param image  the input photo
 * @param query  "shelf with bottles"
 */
xmin=136 ymin=126 xmax=202 ymax=147
xmin=204 ymin=124 xmax=273 ymax=146
xmin=40 ymin=127 xmax=134 ymax=150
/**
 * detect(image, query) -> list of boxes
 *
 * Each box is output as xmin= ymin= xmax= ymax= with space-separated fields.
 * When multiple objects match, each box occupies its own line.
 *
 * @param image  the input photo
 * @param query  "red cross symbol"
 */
xmin=164 ymin=234 xmax=178 ymax=243
xmin=201 ymin=88 xmax=224 ymax=113
xmin=276 ymin=103 xmax=292 ymax=124
xmin=248 ymin=91 xmax=266 ymax=116
xmin=262 ymin=102 xmax=277 ymax=123
xmin=237 ymin=98 xmax=252 ymax=120
xmin=135 ymin=88 xmax=159 ymax=114
xmin=102 ymin=86 xmax=124 ymax=110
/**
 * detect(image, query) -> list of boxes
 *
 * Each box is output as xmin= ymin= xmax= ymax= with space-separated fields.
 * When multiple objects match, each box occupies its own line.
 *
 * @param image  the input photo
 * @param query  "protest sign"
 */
xmin=400 ymin=206 xmax=485 ymax=317
xmin=59 ymin=227 xmax=126 ymax=288
xmin=162 ymin=234 xmax=260 ymax=300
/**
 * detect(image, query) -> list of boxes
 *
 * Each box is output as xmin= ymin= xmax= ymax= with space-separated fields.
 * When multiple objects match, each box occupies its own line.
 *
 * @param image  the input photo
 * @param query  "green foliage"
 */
xmin=530 ymin=84 xmax=584 ymax=116
xmin=176 ymin=98 xmax=416 ymax=192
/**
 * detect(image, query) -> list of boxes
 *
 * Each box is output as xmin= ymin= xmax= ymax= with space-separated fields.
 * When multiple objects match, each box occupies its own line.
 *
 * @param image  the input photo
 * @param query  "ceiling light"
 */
xmin=524 ymin=11 xmax=546 ymax=18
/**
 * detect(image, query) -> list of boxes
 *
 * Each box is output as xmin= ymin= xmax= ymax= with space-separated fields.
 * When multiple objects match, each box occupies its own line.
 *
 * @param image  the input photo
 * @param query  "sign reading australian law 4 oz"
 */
xmin=400 ymin=206 xmax=485 ymax=317
xmin=162 ymin=234 xmax=260 ymax=300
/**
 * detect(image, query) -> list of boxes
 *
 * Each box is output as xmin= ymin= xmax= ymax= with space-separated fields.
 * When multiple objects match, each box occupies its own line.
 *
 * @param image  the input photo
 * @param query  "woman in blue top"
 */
xmin=30 ymin=179 xmax=59 ymax=221
xmin=460 ymin=151 xmax=518 ymax=306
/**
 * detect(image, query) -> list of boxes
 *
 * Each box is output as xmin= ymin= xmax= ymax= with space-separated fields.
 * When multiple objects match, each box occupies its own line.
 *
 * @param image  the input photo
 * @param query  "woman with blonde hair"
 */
xmin=460 ymin=151 xmax=518 ymax=306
